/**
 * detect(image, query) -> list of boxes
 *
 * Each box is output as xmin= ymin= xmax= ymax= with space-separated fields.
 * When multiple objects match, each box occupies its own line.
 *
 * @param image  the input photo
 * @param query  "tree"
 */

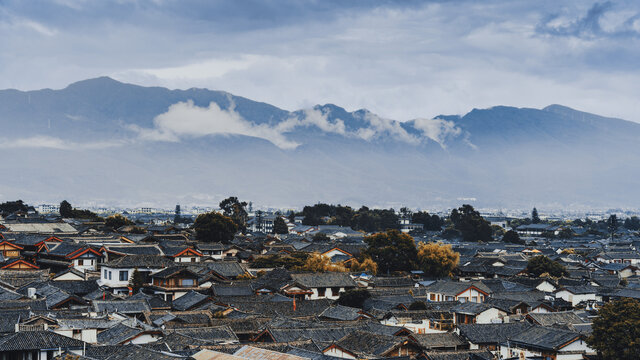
xmin=337 ymin=289 xmax=371 ymax=308
xmin=297 ymin=252 xmax=348 ymax=272
xmin=411 ymin=211 xmax=444 ymax=231
xmin=526 ymin=255 xmax=568 ymax=277
xmin=607 ymin=215 xmax=619 ymax=239
xmin=416 ymin=242 xmax=459 ymax=278
xmin=194 ymin=212 xmax=238 ymax=243
xmin=363 ymin=229 xmax=417 ymax=274
xmin=219 ymin=197 xmax=248 ymax=232
xmin=587 ymin=298 xmax=640 ymax=359
xmin=59 ymin=200 xmax=73 ymax=218
xmin=408 ymin=301 xmax=428 ymax=310
xmin=557 ymin=227 xmax=574 ymax=239
xmin=502 ymin=230 xmax=524 ymax=244
xmin=272 ymin=216 xmax=288 ymax=234
xmin=450 ymin=204 xmax=492 ymax=242
xmin=531 ymin=207 xmax=540 ymax=224
xmin=287 ymin=210 xmax=296 ymax=223
xmin=312 ymin=232 xmax=330 ymax=242
xmin=105 ymin=214 xmax=134 ymax=230
xmin=350 ymin=257 xmax=378 ymax=275
xmin=250 ymin=253 xmax=309 ymax=269
xmin=624 ymin=216 xmax=640 ymax=231
xmin=128 ymin=268 xmax=146 ymax=294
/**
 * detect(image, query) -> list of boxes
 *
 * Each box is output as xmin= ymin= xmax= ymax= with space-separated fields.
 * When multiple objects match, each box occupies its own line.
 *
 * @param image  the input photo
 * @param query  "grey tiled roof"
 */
xmin=457 ymin=322 xmax=533 ymax=344
xmin=290 ymin=272 xmax=356 ymax=288
xmin=171 ymin=290 xmax=209 ymax=311
xmin=506 ymin=325 xmax=582 ymax=350
xmin=0 ymin=330 xmax=85 ymax=351
xmin=103 ymin=254 xmax=175 ymax=269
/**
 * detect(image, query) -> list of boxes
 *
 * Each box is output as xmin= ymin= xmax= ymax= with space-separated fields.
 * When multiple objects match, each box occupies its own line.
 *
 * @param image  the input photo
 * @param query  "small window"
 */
xmin=318 ymin=287 xmax=326 ymax=297
xmin=119 ymin=270 xmax=128 ymax=281
xmin=104 ymin=269 xmax=108 ymax=279
xmin=181 ymin=278 xmax=194 ymax=287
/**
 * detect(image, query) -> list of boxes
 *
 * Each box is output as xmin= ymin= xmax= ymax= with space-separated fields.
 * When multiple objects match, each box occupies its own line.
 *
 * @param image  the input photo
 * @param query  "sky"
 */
xmin=1 ymin=0 xmax=640 ymax=122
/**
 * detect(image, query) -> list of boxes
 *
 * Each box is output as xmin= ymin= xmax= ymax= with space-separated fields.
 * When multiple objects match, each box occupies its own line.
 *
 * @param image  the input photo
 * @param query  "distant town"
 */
xmin=0 ymin=198 xmax=638 ymax=359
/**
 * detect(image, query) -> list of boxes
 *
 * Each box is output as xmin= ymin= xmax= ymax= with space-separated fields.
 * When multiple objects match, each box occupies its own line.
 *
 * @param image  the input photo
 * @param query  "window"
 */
xmin=108 ymin=271 xmax=112 ymax=280
xmin=104 ymin=269 xmax=108 ymax=279
xmin=429 ymin=294 xmax=436 ymax=301
xmin=318 ymin=287 xmax=326 ymax=297
xmin=119 ymin=270 xmax=128 ymax=281
xmin=181 ymin=278 xmax=194 ymax=287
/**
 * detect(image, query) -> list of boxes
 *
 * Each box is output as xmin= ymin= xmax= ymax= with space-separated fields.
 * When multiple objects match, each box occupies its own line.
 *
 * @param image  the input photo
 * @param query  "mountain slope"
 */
xmin=1 ymin=77 xmax=639 ymax=208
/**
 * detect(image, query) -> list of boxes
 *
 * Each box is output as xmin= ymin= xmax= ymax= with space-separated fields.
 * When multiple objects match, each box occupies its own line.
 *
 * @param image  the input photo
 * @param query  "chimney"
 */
xmin=27 ymin=288 xmax=36 ymax=299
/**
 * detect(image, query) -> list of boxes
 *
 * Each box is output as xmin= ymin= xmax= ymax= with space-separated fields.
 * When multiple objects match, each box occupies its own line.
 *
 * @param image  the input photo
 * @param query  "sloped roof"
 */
xmin=290 ymin=273 xmax=356 ymax=288
xmin=0 ymin=330 xmax=85 ymax=351
xmin=319 ymin=304 xmax=363 ymax=321
xmin=171 ymin=290 xmax=209 ymax=311
xmin=104 ymin=254 xmax=174 ymax=268
xmin=409 ymin=333 xmax=468 ymax=349
xmin=526 ymin=311 xmax=587 ymax=326
xmin=93 ymin=299 xmax=151 ymax=314
xmin=507 ymin=325 xmax=582 ymax=350
xmin=457 ymin=322 xmax=532 ymax=344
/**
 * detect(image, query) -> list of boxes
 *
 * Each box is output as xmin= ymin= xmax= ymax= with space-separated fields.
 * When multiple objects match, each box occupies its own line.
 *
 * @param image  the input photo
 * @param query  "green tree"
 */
xmin=312 ymin=232 xmax=330 ymax=242
xmin=250 ymin=253 xmax=309 ymax=269
xmin=607 ymin=215 xmax=619 ymax=239
xmin=272 ymin=216 xmax=289 ymax=234
xmin=0 ymin=200 xmax=29 ymax=216
xmin=105 ymin=214 xmax=134 ymax=230
xmin=219 ymin=197 xmax=248 ymax=232
xmin=450 ymin=204 xmax=492 ymax=242
xmin=363 ymin=229 xmax=417 ymax=274
xmin=587 ymin=298 xmax=640 ymax=359
xmin=416 ymin=242 xmax=459 ymax=278
xmin=408 ymin=301 xmax=428 ymax=310
xmin=557 ymin=227 xmax=574 ymax=239
xmin=526 ymin=255 xmax=568 ymax=277
xmin=59 ymin=200 xmax=73 ymax=218
xmin=502 ymin=229 xmax=524 ymax=244
xmin=624 ymin=216 xmax=640 ymax=231
xmin=411 ymin=211 xmax=444 ymax=231
xmin=287 ymin=210 xmax=296 ymax=223
xmin=128 ymin=268 xmax=146 ymax=294
xmin=194 ymin=212 xmax=238 ymax=243
xmin=531 ymin=207 xmax=540 ymax=224
xmin=337 ymin=289 xmax=371 ymax=308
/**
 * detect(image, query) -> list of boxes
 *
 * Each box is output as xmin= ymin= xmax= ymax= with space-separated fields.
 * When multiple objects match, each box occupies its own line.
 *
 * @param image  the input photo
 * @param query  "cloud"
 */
xmin=0 ymin=136 xmax=123 ymax=150
xmin=276 ymin=108 xmax=348 ymax=136
xmin=537 ymin=2 xmax=640 ymax=38
xmin=2 ymin=0 xmax=640 ymax=123
xmin=130 ymin=99 xmax=300 ymax=149
xmin=131 ymin=100 xmax=435 ymax=149
xmin=412 ymin=118 xmax=462 ymax=147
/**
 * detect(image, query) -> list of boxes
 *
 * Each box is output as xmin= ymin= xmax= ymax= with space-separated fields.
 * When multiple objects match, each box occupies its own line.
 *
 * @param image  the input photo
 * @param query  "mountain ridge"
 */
xmin=1 ymin=77 xmax=639 ymax=208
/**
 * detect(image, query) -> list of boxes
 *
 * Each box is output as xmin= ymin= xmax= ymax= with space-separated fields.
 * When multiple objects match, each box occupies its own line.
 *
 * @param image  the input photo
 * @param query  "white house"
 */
xmin=554 ymin=286 xmax=600 ymax=307
xmin=98 ymin=254 xmax=175 ymax=294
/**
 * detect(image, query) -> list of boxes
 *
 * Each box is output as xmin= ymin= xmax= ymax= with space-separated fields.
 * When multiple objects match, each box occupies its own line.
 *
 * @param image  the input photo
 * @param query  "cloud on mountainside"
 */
xmin=129 ymin=100 xmax=450 ymax=149
xmin=0 ymin=136 xmax=123 ymax=150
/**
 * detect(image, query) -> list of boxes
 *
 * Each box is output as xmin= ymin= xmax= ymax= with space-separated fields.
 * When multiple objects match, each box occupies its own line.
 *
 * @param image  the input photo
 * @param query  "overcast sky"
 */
xmin=1 ymin=0 xmax=639 ymax=122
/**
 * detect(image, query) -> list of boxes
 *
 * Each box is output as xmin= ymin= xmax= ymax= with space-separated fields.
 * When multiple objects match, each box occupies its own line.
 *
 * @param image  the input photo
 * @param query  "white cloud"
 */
xmin=412 ymin=118 xmax=462 ymax=147
xmin=0 ymin=136 xmax=122 ymax=150
xmin=130 ymin=99 xmax=300 ymax=149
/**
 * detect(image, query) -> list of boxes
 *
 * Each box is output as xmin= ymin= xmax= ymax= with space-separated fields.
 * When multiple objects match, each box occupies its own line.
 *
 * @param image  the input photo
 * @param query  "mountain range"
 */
xmin=1 ymin=77 xmax=639 ymax=209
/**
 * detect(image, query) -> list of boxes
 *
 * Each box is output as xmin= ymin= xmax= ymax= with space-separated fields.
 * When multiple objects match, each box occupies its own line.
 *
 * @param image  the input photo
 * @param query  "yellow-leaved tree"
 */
xmin=297 ymin=252 xmax=348 ymax=272
xmin=350 ymin=257 xmax=378 ymax=275
xmin=416 ymin=242 xmax=459 ymax=278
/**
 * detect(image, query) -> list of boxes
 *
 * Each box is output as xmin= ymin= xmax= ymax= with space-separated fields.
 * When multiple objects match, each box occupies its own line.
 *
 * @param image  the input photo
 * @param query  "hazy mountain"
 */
xmin=1 ymin=77 xmax=639 ymax=209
